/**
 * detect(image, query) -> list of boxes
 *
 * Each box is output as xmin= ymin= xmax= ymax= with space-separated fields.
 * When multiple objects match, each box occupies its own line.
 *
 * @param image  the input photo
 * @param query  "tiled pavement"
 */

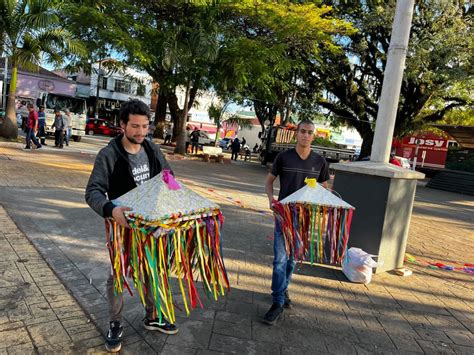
xmin=0 ymin=206 xmax=103 ymax=354
xmin=0 ymin=142 xmax=473 ymax=354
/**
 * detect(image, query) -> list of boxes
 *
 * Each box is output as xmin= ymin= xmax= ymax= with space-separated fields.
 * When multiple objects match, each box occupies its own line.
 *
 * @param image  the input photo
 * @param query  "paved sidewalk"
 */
xmin=0 ymin=142 xmax=473 ymax=354
xmin=0 ymin=206 xmax=103 ymax=354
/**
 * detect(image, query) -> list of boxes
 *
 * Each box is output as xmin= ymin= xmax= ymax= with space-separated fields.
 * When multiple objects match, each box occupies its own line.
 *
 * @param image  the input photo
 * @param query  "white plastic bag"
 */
xmin=342 ymin=247 xmax=378 ymax=284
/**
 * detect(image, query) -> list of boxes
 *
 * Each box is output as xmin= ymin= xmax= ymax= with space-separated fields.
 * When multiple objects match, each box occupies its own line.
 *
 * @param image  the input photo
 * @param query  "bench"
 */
xmin=202 ymin=146 xmax=224 ymax=163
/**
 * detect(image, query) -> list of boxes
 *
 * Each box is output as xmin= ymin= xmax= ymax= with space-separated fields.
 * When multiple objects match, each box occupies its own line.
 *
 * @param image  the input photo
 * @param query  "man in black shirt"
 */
xmin=264 ymin=119 xmax=329 ymax=325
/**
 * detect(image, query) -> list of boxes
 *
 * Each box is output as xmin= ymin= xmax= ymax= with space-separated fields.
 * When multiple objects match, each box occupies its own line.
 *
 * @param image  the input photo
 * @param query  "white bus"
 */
xmin=17 ymin=92 xmax=87 ymax=142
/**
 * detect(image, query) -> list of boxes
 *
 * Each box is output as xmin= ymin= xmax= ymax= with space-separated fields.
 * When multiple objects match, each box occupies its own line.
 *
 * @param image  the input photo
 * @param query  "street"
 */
xmin=0 ymin=140 xmax=473 ymax=354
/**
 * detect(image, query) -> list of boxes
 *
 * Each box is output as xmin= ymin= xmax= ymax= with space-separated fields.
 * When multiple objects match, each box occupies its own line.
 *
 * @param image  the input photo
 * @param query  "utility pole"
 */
xmin=332 ymin=0 xmax=424 ymax=273
xmin=370 ymin=0 xmax=415 ymax=163
xmin=94 ymin=59 xmax=102 ymax=119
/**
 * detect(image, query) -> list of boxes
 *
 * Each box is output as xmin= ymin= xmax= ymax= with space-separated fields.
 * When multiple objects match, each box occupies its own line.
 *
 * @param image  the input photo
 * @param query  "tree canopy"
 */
xmin=0 ymin=0 xmax=84 ymax=138
xmin=313 ymin=0 xmax=473 ymax=158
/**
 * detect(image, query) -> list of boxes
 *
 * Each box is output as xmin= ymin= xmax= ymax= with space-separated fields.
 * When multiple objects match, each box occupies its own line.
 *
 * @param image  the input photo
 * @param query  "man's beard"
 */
xmin=124 ymin=134 xmax=143 ymax=145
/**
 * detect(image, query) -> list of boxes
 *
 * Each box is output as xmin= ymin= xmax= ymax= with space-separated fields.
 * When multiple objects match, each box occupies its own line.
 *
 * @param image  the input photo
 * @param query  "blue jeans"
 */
xmin=271 ymin=220 xmax=295 ymax=306
xmin=25 ymin=128 xmax=41 ymax=148
xmin=65 ymin=127 xmax=72 ymax=145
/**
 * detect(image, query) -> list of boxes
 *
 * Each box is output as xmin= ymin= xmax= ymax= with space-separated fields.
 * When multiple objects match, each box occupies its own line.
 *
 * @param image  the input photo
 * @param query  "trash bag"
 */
xmin=342 ymin=247 xmax=378 ymax=284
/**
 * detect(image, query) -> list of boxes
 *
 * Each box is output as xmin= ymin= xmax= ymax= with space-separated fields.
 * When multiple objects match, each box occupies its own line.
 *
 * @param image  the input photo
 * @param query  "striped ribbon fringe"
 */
xmin=273 ymin=202 xmax=354 ymax=266
xmin=105 ymin=212 xmax=230 ymax=324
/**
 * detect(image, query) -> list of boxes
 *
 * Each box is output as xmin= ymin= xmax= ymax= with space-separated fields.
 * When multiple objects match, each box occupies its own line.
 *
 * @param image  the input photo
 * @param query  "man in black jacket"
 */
xmin=85 ymin=100 xmax=177 ymax=353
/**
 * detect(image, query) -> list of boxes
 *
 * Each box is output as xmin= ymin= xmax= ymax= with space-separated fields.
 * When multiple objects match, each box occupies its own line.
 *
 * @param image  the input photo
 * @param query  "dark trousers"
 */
xmin=231 ymin=150 xmax=239 ymax=160
xmin=191 ymin=142 xmax=199 ymax=154
xmin=54 ymin=130 xmax=64 ymax=147
xmin=185 ymin=142 xmax=190 ymax=153
xmin=38 ymin=123 xmax=46 ymax=145
xmin=25 ymin=128 xmax=41 ymax=148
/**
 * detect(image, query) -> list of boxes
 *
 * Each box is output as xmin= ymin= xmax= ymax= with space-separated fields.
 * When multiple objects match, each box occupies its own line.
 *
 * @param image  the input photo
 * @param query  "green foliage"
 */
xmin=213 ymin=1 xmax=354 ymax=130
xmin=0 ymin=0 xmax=85 ymax=138
xmin=314 ymin=0 xmax=473 ymax=158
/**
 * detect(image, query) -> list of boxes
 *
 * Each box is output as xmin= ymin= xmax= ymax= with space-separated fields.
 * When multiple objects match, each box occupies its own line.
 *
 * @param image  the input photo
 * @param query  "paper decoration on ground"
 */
xmin=405 ymin=253 xmax=474 ymax=275
xmin=106 ymin=170 xmax=229 ymax=324
xmin=272 ymin=178 xmax=355 ymax=266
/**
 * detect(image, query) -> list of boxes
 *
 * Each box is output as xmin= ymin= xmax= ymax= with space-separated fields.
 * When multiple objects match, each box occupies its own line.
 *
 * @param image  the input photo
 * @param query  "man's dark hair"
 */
xmin=119 ymin=99 xmax=151 ymax=124
xmin=26 ymin=103 xmax=34 ymax=109
xmin=296 ymin=119 xmax=315 ymax=131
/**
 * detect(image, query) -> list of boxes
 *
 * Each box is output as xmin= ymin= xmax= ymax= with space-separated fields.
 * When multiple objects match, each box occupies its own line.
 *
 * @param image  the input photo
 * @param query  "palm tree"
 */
xmin=0 ymin=0 xmax=84 ymax=139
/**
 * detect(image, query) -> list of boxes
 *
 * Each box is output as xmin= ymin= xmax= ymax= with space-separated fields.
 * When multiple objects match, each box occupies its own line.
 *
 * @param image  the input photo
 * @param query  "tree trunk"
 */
xmin=0 ymin=65 xmax=19 ymax=139
xmin=358 ymin=129 xmax=374 ymax=160
xmin=153 ymin=89 xmax=167 ymax=138
xmin=174 ymin=82 xmax=191 ymax=155
xmin=167 ymin=91 xmax=181 ymax=142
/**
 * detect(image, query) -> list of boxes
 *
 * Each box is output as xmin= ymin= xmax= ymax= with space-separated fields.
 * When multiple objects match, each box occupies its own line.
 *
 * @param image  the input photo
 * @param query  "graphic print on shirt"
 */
xmin=131 ymin=163 xmax=150 ymax=185
xmin=128 ymin=148 xmax=151 ymax=186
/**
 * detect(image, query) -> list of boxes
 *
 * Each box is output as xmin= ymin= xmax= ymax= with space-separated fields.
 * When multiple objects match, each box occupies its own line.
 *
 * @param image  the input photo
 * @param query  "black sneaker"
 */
xmin=144 ymin=318 xmax=178 ymax=335
xmin=284 ymin=290 xmax=292 ymax=309
xmin=263 ymin=303 xmax=284 ymax=325
xmin=105 ymin=321 xmax=123 ymax=353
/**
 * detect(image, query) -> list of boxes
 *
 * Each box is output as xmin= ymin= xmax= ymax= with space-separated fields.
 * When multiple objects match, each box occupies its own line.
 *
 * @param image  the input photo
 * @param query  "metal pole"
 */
xmin=370 ymin=0 xmax=415 ymax=163
xmin=94 ymin=59 xmax=102 ymax=119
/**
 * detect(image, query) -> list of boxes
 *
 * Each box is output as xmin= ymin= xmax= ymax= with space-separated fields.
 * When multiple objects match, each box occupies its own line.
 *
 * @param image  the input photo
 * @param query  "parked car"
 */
xmin=86 ymin=119 xmax=123 ymax=136
xmin=198 ymin=131 xmax=215 ymax=146
xmin=394 ymin=156 xmax=411 ymax=169
xmin=218 ymin=138 xmax=232 ymax=150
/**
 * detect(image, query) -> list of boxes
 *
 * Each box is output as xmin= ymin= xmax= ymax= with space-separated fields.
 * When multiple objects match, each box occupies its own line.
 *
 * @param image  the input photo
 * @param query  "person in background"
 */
xmin=253 ymin=143 xmax=259 ymax=153
xmin=190 ymin=127 xmax=200 ymax=154
xmin=23 ymin=104 xmax=42 ymax=150
xmin=52 ymin=108 xmax=66 ymax=148
xmin=231 ymin=137 xmax=241 ymax=160
xmin=64 ymin=109 xmax=73 ymax=146
xmin=147 ymin=121 xmax=156 ymax=141
xmin=164 ymin=128 xmax=172 ymax=144
xmin=241 ymin=137 xmax=247 ymax=147
xmin=37 ymin=105 xmax=47 ymax=145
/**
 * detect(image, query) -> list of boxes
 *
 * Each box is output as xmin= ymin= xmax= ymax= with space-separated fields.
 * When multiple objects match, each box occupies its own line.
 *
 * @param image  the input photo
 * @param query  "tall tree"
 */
xmin=0 ymin=0 xmax=84 ymax=139
xmin=315 ymin=0 xmax=473 ymax=158
xmin=86 ymin=0 xmax=222 ymax=154
xmin=213 ymin=1 xmax=353 ymax=133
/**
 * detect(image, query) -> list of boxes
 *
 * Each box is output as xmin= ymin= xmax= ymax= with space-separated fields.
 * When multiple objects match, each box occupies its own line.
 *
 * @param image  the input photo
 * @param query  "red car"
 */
xmin=86 ymin=119 xmax=123 ymax=136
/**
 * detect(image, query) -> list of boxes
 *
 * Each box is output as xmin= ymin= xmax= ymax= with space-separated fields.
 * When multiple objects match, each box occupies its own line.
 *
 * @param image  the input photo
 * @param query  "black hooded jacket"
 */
xmin=85 ymin=135 xmax=171 ymax=218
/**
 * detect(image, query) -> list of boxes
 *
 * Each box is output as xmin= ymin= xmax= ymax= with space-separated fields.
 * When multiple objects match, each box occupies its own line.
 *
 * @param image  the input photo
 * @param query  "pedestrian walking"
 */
xmin=23 ymin=103 xmax=42 ymax=150
xmin=51 ymin=108 xmax=66 ymax=148
xmin=190 ymin=127 xmax=200 ymax=154
xmin=85 ymin=99 xmax=178 ymax=353
xmin=263 ymin=119 xmax=329 ymax=325
xmin=37 ymin=105 xmax=47 ymax=145
xmin=64 ymin=109 xmax=73 ymax=146
xmin=230 ymin=137 xmax=241 ymax=160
